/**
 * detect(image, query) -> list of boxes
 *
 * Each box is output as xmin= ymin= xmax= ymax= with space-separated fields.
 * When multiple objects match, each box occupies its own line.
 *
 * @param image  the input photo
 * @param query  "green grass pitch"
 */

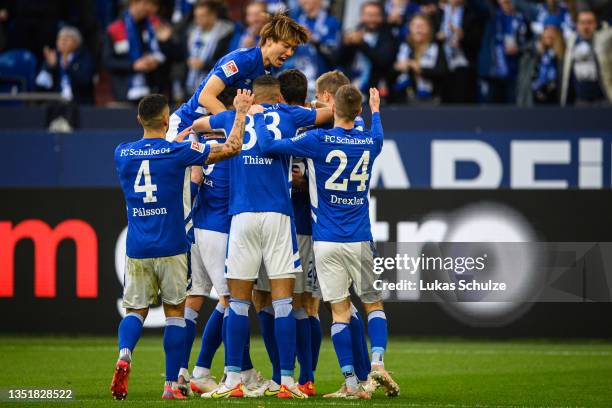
xmin=1 ymin=336 xmax=612 ymax=407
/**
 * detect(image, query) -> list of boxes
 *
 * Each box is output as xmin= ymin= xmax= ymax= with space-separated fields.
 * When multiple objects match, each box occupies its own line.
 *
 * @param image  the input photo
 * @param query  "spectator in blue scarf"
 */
xmin=394 ymin=13 xmax=448 ymax=103
xmin=283 ymin=0 xmax=341 ymax=97
xmin=35 ymin=26 xmax=95 ymax=105
xmin=478 ymin=0 xmax=531 ymax=104
xmin=103 ymin=0 xmax=167 ymax=103
xmin=531 ymin=22 xmax=564 ymax=104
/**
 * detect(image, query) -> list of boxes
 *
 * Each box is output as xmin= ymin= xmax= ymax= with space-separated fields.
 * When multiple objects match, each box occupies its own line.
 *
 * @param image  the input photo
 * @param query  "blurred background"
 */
xmin=0 ymin=0 xmax=611 ymax=338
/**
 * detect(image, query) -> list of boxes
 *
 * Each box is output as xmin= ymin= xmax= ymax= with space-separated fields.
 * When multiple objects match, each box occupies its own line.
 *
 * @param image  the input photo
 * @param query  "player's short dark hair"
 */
xmin=278 ymin=69 xmax=308 ymax=105
xmin=218 ymin=86 xmax=238 ymax=109
xmin=194 ymin=0 xmax=224 ymax=16
xmin=316 ymin=70 xmax=350 ymax=96
xmin=334 ymin=85 xmax=362 ymax=121
xmin=137 ymin=94 xmax=168 ymax=128
xmin=253 ymin=75 xmax=281 ymax=101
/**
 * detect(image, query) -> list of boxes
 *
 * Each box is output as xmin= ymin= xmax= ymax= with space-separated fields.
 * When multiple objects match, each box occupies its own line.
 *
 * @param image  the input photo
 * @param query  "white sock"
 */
xmin=281 ymin=375 xmax=295 ymax=387
xmin=165 ymin=380 xmax=177 ymax=389
xmin=345 ymin=374 xmax=358 ymax=390
xmin=225 ymin=371 xmax=241 ymax=388
xmin=119 ymin=348 xmax=131 ymax=362
xmin=241 ymin=368 xmax=255 ymax=382
xmin=372 ymin=351 xmax=384 ymax=367
xmin=192 ymin=366 xmax=210 ymax=379
xmin=178 ymin=367 xmax=190 ymax=382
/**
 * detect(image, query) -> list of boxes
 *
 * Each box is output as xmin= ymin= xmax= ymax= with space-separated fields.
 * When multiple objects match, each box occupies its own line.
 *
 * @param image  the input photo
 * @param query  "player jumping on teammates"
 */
xmin=166 ymin=13 xmax=309 ymax=138
xmin=258 ymin=86 xmax=400 ymax=399
xmin=111 ymin=90 xmax=253 ymax=400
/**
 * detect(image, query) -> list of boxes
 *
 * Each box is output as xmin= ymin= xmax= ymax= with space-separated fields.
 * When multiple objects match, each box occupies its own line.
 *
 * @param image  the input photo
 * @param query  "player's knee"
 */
xmin=330 ymin=297 xmax=351 ymax=323
xmin=252 ymin=289 xmax=271 ymax=312
xmin=163 ymin=301 xmax=185 ymax=318
xmin=186 ymin=295 xmax=205 ymax=311
xmin=228 ymin=278 xmax=254 ymax=301
xmin=125 ymin=307 xmax=149 ymax=320
xmin=270 ymin=277 xmax=295 ymax=300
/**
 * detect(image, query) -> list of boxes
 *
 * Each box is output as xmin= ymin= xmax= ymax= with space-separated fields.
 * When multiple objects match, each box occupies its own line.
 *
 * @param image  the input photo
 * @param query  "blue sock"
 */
xmin=164 ymin=317 xmax=187 ymax=382
xmin=295 ymin=308 xmax=313 ymax=384
xmin=222 ymin=308 xmax=228 ymax=368
xmin=226 ymin=299 xmax=250 ymax=373
xmin=368 ymin=310 xmax=388 ymax=366
xmin=118 ymin=313 xmax=144 ymax=362
xmin=349 ymin=307 xmax=370 ymax=381
xmin=331 ymin=322 xmax=357 ymax=388
xmin=258 ymin=306 xmax=280 ymax=384
xmin=195 ymin=303 xmax=225 ymax=369
xmin=273 ymin=297 xmax=296 ymax=384
xmin=182 ymin=308 xmax=198 ymax=370
xmin=309 ymin=315 xmax=322 ymax=377
xmin=242 ymin=324 xmax=254 ymax=371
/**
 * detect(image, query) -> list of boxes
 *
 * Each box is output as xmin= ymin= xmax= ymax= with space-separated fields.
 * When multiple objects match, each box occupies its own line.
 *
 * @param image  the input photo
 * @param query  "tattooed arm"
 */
xmin=204 ymin=89 xmax=253 ymax=165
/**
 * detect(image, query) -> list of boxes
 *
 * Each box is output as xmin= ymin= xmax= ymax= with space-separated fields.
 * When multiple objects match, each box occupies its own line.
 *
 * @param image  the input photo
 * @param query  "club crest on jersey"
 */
xmin=191 ymin=141 xmax=205 ymax=153
xmin=222 ymin=60 xmax=239 ymax=78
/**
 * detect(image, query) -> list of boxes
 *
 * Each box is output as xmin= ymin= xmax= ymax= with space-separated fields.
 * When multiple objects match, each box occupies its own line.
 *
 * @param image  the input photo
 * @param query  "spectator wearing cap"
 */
xmin=394 ymin=13 xmax=448 ymax=104
xmin=185 ymin=0 xmax=235 ymax=94
xmin=35 ymin=26 xmax=95 ymax=104
xmin=103 ymin=0 xmax=166 ymax=103
xmin=236 ymin=1 xmax=269 ymax=49
xmin=561 ymin=10 xmax=612 ymax=105
xmin=436 ymin=0 xmax=486 ymax=103
xmin=284 ymin=0 xmax=341 ymax=95
xmin=478 ymin=0 xmax=531 ymax=104
xmin=341 ymin=1 xmax=400 ymax=97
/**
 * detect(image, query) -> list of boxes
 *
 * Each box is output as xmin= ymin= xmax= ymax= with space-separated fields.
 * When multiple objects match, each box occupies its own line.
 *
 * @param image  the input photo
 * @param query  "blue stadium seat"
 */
xmin=0 ymin=49 xmax=38 ymax=94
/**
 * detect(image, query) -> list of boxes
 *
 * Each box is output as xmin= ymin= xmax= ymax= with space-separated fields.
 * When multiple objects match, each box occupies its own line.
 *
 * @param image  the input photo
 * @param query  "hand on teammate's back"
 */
xmin=369 ymin=88 xmax=380 ymax=113
xmin=248 ymin=104 xmax=264 ymax=115
xmin=233 ymin=89 xmax=254 ymax=114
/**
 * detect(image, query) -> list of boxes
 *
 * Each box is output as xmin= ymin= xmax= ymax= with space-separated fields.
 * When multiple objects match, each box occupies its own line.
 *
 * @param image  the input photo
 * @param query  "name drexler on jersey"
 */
xmin=330 ymin=194 xmax=365 ymax=206
xmin=132 ymin=207 xmax=168 ymax=217
xmin=119 ymin=147 xmax=172 ymax=157
xmin=324 ymin=135 xmax=374 ymax=145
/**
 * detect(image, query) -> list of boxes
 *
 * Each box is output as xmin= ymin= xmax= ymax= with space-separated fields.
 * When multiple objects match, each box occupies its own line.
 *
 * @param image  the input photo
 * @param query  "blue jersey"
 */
xmin=291 ymin=158 xmax=311 ymax=235
xmin=115 ymin=138 xmax=211 ymax=258
xmin=192 ymin=135 xmax=230 ymax=233
xmin=209 ymin=104 xmax=317 ymax=216
xmin=291 ymin=116 xmax=364 ymax=235
xmin=258 ymin=113 xmax=384 ymax=242
xmin=174 ymin=47 xmax=270 ymax=131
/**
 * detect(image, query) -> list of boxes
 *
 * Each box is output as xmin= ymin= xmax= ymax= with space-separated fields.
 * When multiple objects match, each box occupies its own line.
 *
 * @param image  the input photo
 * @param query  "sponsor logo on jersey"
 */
xmin=221 ymin=60 xmax=239 ymax=78
xmin=191 ymin=141 xmax=205 ymax=153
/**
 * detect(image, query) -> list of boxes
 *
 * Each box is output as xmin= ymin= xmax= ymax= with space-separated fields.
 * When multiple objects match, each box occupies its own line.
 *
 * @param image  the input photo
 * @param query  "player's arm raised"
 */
xmin=369 ymin=87 xmax=384 ymax=147
xmin=204 ymin=89 xmax=253 ymax=164
xmin=198 ymin=75 xmax=228 ymax=115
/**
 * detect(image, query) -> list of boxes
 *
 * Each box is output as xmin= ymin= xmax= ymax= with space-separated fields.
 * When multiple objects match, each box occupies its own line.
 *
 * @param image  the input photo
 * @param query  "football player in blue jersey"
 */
xmin=192 ymin=75 xmax=331 ymax=399
xmin=111 ymin=90 xmax=253 ymax=401
xmin=178 ymin=87 xmax=267 ymax=397
xmin=166 ymin=13 xmax=309 ymax=138
xmin=258 ymin=86 xmax=400 ymax=399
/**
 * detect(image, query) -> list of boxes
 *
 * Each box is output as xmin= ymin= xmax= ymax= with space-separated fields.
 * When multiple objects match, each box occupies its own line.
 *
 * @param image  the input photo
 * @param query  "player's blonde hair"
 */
xmin=259 ymin=14 xmax=309 ymax=47
xmin=334 ymin=85 xmax=362 ymax=121
xmin=315 ymin=70 xmax=350 ymax=96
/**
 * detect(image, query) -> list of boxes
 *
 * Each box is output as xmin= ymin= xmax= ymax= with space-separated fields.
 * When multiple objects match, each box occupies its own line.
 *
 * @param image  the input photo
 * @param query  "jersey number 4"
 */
xmin=134 ymin=160 xmax=158 ymax=203
xmin=325 ymin=150 xmax=370 ymax=192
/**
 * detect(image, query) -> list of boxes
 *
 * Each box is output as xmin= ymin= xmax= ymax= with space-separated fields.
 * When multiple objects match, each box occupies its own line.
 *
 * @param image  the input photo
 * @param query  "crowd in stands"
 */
xmin=0 ymin=0 xmax=611 ymax=107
